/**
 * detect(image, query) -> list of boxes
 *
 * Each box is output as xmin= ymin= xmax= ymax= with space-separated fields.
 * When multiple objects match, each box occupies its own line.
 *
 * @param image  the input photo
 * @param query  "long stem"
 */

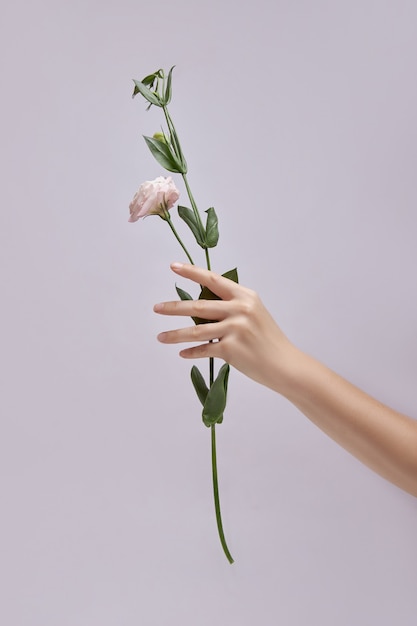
xmin=162 ymin=213 xmax=195 ymax=265
xmin=161 ymin=104 xmax=233 ymax=563
xmin=211 ymin=424 xmax=234 ymax=564
xmin=206 ymin=241 xmax=233 ymax=562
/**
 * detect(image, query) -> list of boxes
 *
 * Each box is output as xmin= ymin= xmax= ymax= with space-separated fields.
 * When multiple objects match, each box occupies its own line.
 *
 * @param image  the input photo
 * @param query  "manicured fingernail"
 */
xmin=153 ymin=303 xmax=163 ymax=312
xmin=157 ymin=332 xmax=167 ymax=342
xmin=171 ymin=262 xmax=183 ymax=271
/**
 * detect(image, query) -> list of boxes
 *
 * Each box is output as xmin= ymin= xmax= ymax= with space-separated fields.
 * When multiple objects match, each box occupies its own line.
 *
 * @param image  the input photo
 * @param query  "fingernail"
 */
xmin=171 ymin=262 xmax=183 ymax=271
xmin=153 ymin=303 xmax=163 ymax=312
xmin=157 ymin=332 xmax=167 ymax=342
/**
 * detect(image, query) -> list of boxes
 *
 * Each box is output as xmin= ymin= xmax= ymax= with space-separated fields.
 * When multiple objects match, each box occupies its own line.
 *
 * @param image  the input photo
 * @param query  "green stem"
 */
xmin=161 ymin=105 xmax=205 ymax=245
xmin=162 ymin=213 xmax=195 ymax=265
xmin=205 ymin=245 xmax=232 ymax=562
xmin=211 ymin=424 xmax=234 ymax=564
xmin=161 ymin=103 xmax=232 ymax=563
xmin=162 ymin=106 xmax=186 ymax=173
xmin=205 ymin=248 xmax=211 ymax=271
xmin=182 ymin=173 xmax=206 ymax=238
xmin=166 ymin=110 xmax=180 ymax=151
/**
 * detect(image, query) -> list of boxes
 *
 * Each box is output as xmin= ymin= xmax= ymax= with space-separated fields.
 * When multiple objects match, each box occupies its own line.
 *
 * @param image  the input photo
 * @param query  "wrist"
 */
xmin=261 ymin=339 xmax=306 ymax=398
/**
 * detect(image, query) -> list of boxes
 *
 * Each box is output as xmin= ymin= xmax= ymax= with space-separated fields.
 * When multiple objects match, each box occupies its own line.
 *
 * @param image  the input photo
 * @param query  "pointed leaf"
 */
xmin=202 ymin=363 xmax=230 ymax=426
xmin=167 ymin=121 xmax=187 ymax=173
xmin=141 ymin=69 xmax=163 ymax=87
xmin=176 ymin=284 xmax=202 ymax=325
xmin=199 ymin=268 xmax=239 ymax=302
xmin=132 ymin=80 xmax=161 ymax=106
xmin=222 ymin=267 xmax=239 ymax=283
xmin=192 ymin=268 xmax=239 ymax=325
xmin=191 ymin=365 xmax=209 ymax=406
xmin=143 ymin=136 xmax=183 ymax=173
xmin=178 ymin=205 xmax=206 ymax=247
xmin=205 ymin=207 xmax=219 ymax=248
xmin=164 ymin=65 xmax=175 ymax=105
xmin=141 ymin=75 xmax=156 ymax=87
xmin=175 ymin=285 xmax=193 ymax=301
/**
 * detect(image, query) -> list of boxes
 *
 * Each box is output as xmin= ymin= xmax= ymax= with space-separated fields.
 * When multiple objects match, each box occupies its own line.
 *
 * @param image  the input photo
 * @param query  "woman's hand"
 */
xmin=153 ymin=262 xmax=296 ymax=393
xmin=153 ymin=262 xmax=417 ymax=496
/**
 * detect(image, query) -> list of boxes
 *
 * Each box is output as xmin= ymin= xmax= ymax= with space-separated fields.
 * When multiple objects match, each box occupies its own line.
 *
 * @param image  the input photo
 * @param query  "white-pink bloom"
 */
xmin=129 ymin=176 xmax=180 ymax=222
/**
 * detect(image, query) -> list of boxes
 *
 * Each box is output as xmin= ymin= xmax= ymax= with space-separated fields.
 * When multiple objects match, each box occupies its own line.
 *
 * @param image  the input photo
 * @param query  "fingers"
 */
xmin=153 ymin=298 xmax=227 ymax=320
xmin=153 ymin=263 xmax=243 ymax=361
xmin=157 ymin=321 xmax=225 ymax=345
xmin=179 ymin=342 xmax=223 ymax=360
xmin=170 ymin=262 xmax=240 ymax=300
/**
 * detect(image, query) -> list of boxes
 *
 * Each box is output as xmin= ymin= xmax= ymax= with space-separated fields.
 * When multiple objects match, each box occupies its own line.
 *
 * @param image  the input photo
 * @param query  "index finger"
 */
xmin=170 ymin=262 xmax=240 ymax=300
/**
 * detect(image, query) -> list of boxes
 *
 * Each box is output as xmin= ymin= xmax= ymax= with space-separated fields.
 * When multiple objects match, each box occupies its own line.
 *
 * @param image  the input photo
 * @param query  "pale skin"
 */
xmin=154 ymin=262 xmax=417 ymax=498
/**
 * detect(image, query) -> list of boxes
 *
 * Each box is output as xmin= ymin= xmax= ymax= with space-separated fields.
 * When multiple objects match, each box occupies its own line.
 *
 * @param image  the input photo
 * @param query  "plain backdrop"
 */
xmin=1 ymin=1 xmax=417 ymax=624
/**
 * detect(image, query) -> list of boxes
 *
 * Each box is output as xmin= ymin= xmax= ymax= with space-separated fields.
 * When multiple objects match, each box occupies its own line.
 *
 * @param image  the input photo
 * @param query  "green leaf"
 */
xmin=199 ymin=268 xmax=239 ymax=301
xmin=164 ymin=65 xmax=175 ymax=105
xmin=167 ymin=122 xmax=187 ymax=174
xmin=132 ymin=80 xmax=161 ymax=106
xmin=222 ymin=267 xmax=239 ymax=283
xmin=202 ymin=363 xmax=230 ymax=427
xmin=192 ymin=315 xmax=212 ymax=326
xmin=141 ymin=75 xmax=156 ymax=87
xmin=176 ymin=284 xmax=202 ymax=325
xmin=175 ymin=285 xmax=193 ymax=301
xmin=178 ymin=206 xmax=206 ymax=248
xmin=191 ymin=365 xmax=209 ymax=406
xmin=205 ymin=207 xmax=219 ymax=248
xmin=141 ymin=69 xmax=163 ymax=87
xmin=192 ymin=268 xmax=239 ymax=325
xmin=143 ymin=136 xmax=183 ymax=173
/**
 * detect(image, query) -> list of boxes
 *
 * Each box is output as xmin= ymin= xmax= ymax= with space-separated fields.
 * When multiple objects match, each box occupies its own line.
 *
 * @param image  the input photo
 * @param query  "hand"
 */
xmin=153 ymin=264 xmax=417 ymax=496
xmin=153 ymin=262 xmax=295 ymax=393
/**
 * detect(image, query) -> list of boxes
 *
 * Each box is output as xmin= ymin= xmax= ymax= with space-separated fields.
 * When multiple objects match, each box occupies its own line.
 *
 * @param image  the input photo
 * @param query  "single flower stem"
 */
xmin=211 ymin=424 xmax=234 ymax=564
xmin=205 ymin=248 xmax=211 ymax=271
xmin=205 ymin=249 xmax=233 ymax=563
xmin=182 ymin=173 xmax=206 ymax=238
xmin=161 ymin=105 xmax=233 ymax=563
xmin=162 ymin=213 xmax=195 ymax=265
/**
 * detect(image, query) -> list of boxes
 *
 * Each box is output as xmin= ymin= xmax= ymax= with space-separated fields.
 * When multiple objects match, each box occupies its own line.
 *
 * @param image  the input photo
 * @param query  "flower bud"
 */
xmin=152 ymin=132 xmax=166 ymax=143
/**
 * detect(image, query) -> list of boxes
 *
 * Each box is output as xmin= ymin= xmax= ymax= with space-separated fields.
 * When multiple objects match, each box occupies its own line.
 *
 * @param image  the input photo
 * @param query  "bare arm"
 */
xmin=154 ymin=262 xmax=417 ymax=497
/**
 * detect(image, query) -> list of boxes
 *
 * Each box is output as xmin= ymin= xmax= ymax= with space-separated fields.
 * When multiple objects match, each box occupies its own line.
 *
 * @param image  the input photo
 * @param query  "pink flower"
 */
xmin=129 ymin=176 xmax=180 ymax=222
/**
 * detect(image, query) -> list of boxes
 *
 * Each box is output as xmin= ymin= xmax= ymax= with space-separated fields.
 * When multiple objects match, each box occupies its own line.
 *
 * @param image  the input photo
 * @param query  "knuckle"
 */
xmin=218 ymin=338 xmax=232 ymax=363
xmin=174 ymin=299 xmax=185 ymax=311
xmin=191 ymin=324 xmax=201 ymax=340
xmin=228 ymin=309 xmax=254 ymax=337
xmin=210 ymin=273 xmax=222 ymax=293
xmin=193 ymin=299 xmax=206 ymax=315
xmin=237 ymin=291 xmax=258 ymax=317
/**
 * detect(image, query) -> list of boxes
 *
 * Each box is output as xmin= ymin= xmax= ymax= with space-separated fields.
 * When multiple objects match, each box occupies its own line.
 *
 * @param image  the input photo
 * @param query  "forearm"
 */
xmin=155 ymin=263 xmax=417 ymax=498
xmin=276 ymin=344 xmax=417 ymax=497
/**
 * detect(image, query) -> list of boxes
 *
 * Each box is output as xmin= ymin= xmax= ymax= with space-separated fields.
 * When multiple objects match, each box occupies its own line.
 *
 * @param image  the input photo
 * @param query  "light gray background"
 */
xmin=1 ymin=1 xmax=416 ymax=624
